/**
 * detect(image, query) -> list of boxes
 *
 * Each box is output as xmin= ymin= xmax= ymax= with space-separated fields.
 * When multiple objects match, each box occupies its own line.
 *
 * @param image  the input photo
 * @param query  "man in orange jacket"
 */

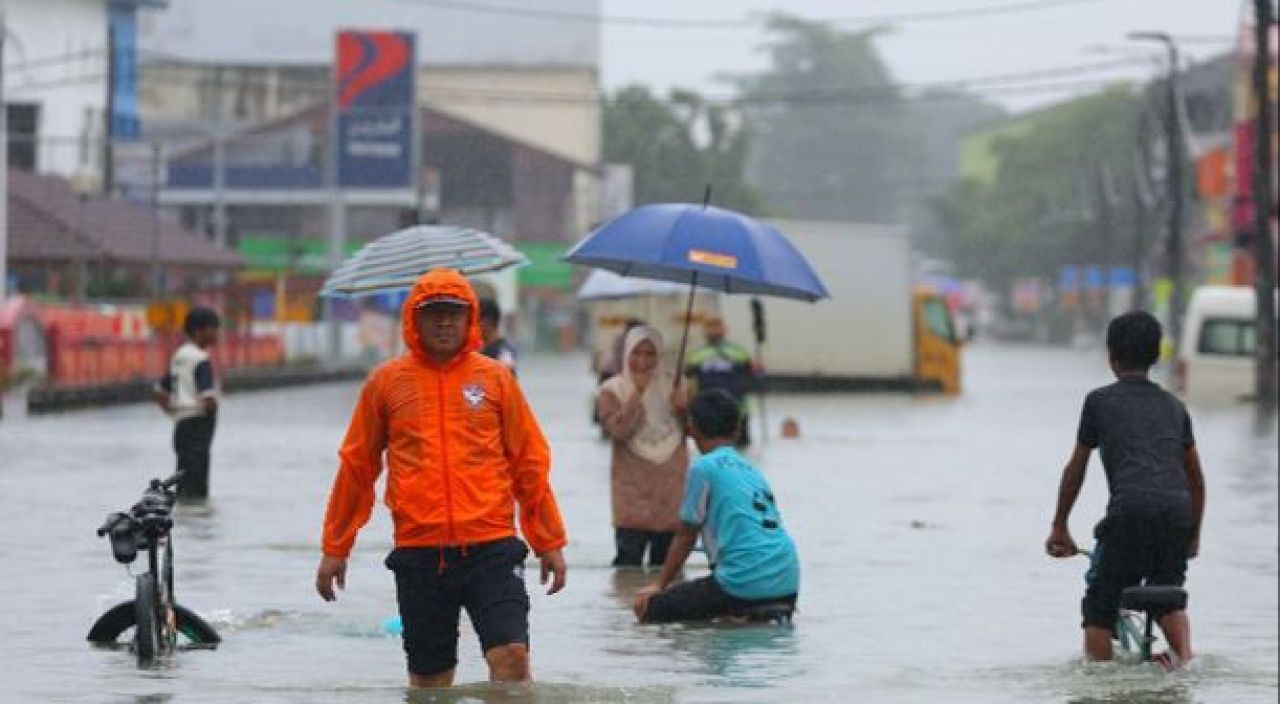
xmin=315 ymin=268 xmax=568 ymax=688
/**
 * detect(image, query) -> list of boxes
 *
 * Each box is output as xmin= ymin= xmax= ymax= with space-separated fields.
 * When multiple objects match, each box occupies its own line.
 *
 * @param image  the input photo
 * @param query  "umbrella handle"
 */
xmin=674 ymin=271 xmax=698 ymax=391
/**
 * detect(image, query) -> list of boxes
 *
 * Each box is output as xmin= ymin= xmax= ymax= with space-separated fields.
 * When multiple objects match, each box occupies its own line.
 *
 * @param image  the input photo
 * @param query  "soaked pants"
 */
xmin=174 ymin=413 xmax=216 ymax=500
xmin=612 ymin=528 xmax=674 ymax=567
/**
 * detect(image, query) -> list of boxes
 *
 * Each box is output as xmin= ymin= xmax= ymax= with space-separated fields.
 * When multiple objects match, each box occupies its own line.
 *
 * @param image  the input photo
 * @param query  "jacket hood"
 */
xmin=402 ymin=269 xmax=483 ymax=363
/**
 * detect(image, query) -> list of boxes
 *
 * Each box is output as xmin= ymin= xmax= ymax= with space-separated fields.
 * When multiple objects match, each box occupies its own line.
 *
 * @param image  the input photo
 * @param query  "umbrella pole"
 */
xmin=751 ymin=297 xmax=768 ymax=446
xmin=755 ymin=337 xmax=768 ymax=446
xmin=674 ymin=271 xmax=698 ymax=391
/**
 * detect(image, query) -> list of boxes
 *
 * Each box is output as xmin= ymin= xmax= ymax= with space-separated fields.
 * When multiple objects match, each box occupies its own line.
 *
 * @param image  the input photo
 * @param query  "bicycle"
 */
xmin=1079 ymin=548 xmax=1188 ymax=664
xmin=86 ymin=473 xmax=221 ymax=666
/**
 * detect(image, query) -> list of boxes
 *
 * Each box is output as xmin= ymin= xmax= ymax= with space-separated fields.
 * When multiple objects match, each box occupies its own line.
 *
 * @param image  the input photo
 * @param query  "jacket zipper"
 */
xmin=435 ymin=371 xmax=459 ymax=570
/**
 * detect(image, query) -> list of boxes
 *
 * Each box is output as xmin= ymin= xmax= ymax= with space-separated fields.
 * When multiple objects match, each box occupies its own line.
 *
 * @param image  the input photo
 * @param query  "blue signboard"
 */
xmin=1083 ymin=266 xmax=1105 ymax=292
xmin=335 ymin=31 xmax=416 ymax=188
xmin=109 ymin=2 xmax=141 ymax=140
xmin=1108 ymin=267 xmax=1136 ymax=287
xmin=1058 ymin=266 xmax=1080 ymax=292
xmin=251 ymin=287 xmax=276 ymax=320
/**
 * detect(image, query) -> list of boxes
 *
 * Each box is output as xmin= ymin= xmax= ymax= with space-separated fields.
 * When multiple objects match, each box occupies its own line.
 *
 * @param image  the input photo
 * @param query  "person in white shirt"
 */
xmin=152 ymin=307 xmax=221 ymax=501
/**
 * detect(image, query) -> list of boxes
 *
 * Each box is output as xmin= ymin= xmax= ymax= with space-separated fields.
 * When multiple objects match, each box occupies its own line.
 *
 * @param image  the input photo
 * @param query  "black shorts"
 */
xmin=1082 ymin=505 xmax=1190 ymax=632
xmin=385 ymin=538 xmax=530 ymax=676
xmin=642 ymin=575 xmax=796 ymax=624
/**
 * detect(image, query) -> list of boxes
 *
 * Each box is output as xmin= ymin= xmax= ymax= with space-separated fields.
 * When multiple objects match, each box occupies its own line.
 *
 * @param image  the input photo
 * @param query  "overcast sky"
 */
xmin=601 ymin=0 xmax=1248 ymax=112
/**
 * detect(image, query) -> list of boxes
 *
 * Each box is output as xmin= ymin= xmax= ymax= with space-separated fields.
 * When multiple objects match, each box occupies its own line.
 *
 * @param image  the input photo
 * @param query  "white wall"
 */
xmin=6 ymin=0 xmax=108 ymax=179
xmin=720 ymin=220 xmax=916 ymax=379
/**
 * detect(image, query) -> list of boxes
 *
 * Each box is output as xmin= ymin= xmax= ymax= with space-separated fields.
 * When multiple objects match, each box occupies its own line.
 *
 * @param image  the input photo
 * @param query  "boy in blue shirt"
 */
xmin=633 ymin=389 xmax=799 ymax=623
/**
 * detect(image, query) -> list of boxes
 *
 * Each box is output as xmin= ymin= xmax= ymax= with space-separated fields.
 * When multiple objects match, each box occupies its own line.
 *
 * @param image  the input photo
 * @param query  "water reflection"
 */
xmin=174 ymin=502 xmax=219 ymax=542
xmin=657 ymin=621 xmax=800 ymax=687
xmin=608 ymin=568 xmax=801 ymax=688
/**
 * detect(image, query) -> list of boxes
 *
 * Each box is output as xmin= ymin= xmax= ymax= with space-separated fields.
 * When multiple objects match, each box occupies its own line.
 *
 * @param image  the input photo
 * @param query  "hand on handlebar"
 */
xmin=1045 ymin=525 xmax=1078 ymax=558
xmin=160 ymin=472 xmax=185 ymax=490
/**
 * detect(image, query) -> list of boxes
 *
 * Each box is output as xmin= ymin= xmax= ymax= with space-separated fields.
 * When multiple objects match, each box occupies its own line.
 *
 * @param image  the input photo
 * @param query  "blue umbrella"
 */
xmin=565 ymin=203 xmax=829 ymax=302
xmin=565 ymin=202 xmax=829 ymax=395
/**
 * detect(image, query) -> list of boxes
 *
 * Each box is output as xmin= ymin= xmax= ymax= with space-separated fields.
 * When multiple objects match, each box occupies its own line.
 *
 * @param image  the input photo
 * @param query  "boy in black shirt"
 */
xmin=1046 ymin=311 xmax=1206 ymax=667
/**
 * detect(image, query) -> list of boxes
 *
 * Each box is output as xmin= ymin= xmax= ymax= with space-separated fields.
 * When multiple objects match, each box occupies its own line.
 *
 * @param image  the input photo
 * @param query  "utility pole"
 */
xmin=1129 ymin=32 xmax=1187 ymax=352
xmin=0 ymin=6 xmax=8 ymax=303
xmin=211 ymin=66 xmax=227 ymax=248
xmin=1252 ymin=0 xmax=1277 ymax=414
xmin=326 ymin=70 xmax=346 ymax=362
xmin=1130 ymin=158 xmax=1156 ymax=310
xmin=150 ymin=142 xmax=162 ymax=299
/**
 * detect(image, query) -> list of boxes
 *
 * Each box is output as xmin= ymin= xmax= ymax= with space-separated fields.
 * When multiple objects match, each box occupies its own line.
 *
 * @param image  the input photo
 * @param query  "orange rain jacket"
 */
xmin=321 ymin=269 xmax=566 ymax=559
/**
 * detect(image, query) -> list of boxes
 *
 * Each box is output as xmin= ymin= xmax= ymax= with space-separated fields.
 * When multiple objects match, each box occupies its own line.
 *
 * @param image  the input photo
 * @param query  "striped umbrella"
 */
xmin=319 ymin=225 xmax=527 ymax=298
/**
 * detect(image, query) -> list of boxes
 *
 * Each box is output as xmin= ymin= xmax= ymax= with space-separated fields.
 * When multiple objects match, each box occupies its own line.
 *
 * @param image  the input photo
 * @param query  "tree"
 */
xmin=934 ymin=87 xmax=1142 ymax=286
xmin=602 ymin=85 xmax=762 ymax=213
xmin=729 ymin=14 xmax=916 ymax=223
xmin=904 ymin=89 xmax=1006 ymax=254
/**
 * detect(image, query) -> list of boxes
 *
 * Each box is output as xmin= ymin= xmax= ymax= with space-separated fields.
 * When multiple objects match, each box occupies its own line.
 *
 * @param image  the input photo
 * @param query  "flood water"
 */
xmin=1 ymin=343 xmax=1275 ymax=703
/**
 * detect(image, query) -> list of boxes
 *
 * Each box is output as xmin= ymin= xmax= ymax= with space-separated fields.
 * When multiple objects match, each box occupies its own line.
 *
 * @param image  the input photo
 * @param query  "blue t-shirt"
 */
xmin=679 ymin=446 xmax=800 ymax=600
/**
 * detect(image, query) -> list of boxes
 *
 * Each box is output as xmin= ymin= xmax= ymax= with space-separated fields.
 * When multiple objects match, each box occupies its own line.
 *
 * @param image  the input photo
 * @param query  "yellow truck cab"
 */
xmin=912 ymin=287 xmax=963 ymax=394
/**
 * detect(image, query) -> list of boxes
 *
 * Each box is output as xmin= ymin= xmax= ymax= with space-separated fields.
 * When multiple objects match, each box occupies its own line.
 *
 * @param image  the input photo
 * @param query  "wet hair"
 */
xmin=478 ymin=299 xmax=501 ymax=325
xmin=183 ymin=307 xmax=221 ymax=337
xmin=1106 ymin=311 xmax=1161 ymax=371
xmin=689 ymin=388 xmax=742 ymax=440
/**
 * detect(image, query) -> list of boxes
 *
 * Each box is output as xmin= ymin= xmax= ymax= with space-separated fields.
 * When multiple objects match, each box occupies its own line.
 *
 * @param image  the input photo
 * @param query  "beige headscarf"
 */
xmin=600 ymin=325 xmax=684 ymax=464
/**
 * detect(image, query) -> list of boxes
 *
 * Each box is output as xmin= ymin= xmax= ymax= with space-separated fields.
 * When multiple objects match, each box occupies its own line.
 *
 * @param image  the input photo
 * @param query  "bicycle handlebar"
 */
xmin=158 ymin=472 xmax=184 ymax=491
xmin=96 ymin=512 xmax=131 ymax=537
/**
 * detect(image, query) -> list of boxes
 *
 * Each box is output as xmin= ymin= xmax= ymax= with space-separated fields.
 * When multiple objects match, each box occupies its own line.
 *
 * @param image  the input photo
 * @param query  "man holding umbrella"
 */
xmin=684 ymin=315 xmax=757 ymax=447
xmin=315 ymin=268 xmax=568 ymax=688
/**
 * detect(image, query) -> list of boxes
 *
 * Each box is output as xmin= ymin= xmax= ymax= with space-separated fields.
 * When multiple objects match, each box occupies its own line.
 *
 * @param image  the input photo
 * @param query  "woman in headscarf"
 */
xmin=596 ymin=325 xmax=690 ymax=567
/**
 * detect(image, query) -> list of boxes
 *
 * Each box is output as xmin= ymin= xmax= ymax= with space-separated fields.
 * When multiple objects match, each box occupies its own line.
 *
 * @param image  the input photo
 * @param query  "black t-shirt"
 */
xmin=1076 ymin=377 xmax=1195 ymax=514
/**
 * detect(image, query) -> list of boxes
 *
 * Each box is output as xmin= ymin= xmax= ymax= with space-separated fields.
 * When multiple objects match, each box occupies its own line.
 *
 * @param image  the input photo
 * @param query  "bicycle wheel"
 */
xmin=86 ymin=601 xmax=135 ymax=645
xmin=174 ymin=604 xmax=221 ymax=647
xmin=1114 ymin=611 xmax=1143 ymax=657
xmin=88 ymin=602 xmax=220 ymax=649
xmin=134 ymin=574 xmax=160 ymax=665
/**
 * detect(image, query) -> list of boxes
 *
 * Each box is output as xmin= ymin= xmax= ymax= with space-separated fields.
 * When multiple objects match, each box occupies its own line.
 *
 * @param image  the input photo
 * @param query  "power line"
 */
xmin=12 ymin=69 xmax=1135 ymax=114
xmin=392 ymin=0 xmax=1101 ymax=29
xmin=5 ymin=53 xmax=1151 ymax=115
xmin=123 ymin=55 xmax=1148 ymax=105
xmin=7 ymin=47 xmax=106 ymax=73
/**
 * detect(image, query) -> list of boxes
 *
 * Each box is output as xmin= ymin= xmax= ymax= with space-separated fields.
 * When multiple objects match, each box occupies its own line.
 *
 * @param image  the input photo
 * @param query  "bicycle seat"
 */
xmin=1120 ymin=585 xmax=1187 ymax=612
xmin=736 ymin=602 xmax=795 ymax=625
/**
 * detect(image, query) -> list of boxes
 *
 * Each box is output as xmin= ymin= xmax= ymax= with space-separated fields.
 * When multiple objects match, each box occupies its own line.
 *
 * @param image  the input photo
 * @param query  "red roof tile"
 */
xmin=6 ymin=169 xmax=242 ymax=268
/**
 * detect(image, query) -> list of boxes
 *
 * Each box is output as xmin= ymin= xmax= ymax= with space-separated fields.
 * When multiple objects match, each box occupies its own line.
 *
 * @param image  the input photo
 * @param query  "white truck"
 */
xmin=718 ymin=219 xmax=962 ymax=392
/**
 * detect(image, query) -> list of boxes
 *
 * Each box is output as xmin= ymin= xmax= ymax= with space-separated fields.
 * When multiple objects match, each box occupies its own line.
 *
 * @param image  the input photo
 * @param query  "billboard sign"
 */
xmin=109 ymin=2 xmax=141 ymax=140
xmin=335 ymin=30 xmax=416 ymax=188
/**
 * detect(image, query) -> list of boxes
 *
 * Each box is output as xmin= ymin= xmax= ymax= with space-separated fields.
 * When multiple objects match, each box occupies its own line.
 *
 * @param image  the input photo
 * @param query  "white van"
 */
xmin=1176 ymin=285 xmax=1276 ymax=404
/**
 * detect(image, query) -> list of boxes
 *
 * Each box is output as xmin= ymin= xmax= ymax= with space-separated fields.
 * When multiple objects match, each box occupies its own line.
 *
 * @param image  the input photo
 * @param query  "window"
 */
xmin=6 ymin=103 xmax=39 ymax=170
xmin=1197 ymin=317 xmax=1253 ymax=357
xmin=921 ymin=298 xmax=955 ymax=343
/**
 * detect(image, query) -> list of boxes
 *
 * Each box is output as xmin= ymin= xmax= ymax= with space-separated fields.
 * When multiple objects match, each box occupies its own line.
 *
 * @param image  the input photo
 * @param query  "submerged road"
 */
xmin=0 ymin=343 xmax=1275 ymax=703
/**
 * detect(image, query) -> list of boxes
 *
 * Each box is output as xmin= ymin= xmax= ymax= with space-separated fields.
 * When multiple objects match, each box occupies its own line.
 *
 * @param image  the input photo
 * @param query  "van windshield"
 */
xmin=1197 ymin=317 xmax=1255 ymax=357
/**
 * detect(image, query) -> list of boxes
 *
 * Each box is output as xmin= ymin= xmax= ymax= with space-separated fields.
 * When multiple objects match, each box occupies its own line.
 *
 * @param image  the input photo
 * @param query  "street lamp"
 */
xmin=1127 ymin=31 xmax=1187 ymax=354
xmin=70 ymin=167 xmax=100 ymax=303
